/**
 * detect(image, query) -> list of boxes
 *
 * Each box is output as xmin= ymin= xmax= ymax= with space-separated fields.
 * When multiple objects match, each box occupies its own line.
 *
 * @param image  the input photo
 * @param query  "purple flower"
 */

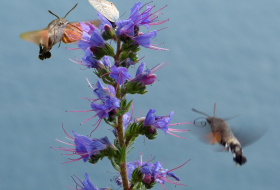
xmin=132 ymin=62 xmax=163 ymax=86
xmin=116 ymin=154 xmax=189 ymax=189
xmin=67 ymin=79 xmax=120 ymax=134
xmin=115 ymin=2 xmax=168 ymax=37
xmin=133 ymin=31 xmax=157 ymax=48
xmin=109 ymin=65 xmax=131 ymax=86
xmin=81 ymin=47 xmax=104 ymax=69
xmin=53 ymin=127 xmax=113 ymax=163
xmin=97 ymin=12 xmax=112 ymax=31
xmin=102 ymin=56 xmax=111 ymax=67
xmin=143 ymin=109 xmax=173 ymax=134
xmin=70 ymin=173 xmax=110 ymax=190
xmin=116 ymin=20 xmax=135 ymax=36
xmin=138 ymin=109 xmax=191 ymax=138
xmin=78 ymin=23 xmax=105 ymax=51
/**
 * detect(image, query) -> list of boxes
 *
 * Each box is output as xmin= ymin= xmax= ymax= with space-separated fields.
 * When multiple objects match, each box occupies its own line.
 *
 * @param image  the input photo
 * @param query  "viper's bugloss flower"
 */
xmin=97 ymin=12 xmax=113 ymax=31
xmin=116 ymin=2 xmax=168 ymax=37
xmin=77 ymin=22 xmax=98 ymax=51
xmin=70 ymin=173 xmax=110 ymax=190
xmin=132 ymin=31 xmax=157 ymax=48
xmin=67 ymin=79 xmax=120 ymax=134
xmin=143 ymin=109 xmax=173 ymax=134
xmin=109 ymin=65 xmax=131 ymax=86
xmin=137 ymin=109 xmax=191 ymax=138
xmin=102 ymin=56 xmax=111 ymax=67
xmin=132 ymin=62 xmax=168 ymax=86
xmin=82 ymin=47 xmax=104 ymax=69
xmin=53 ymin=127 xmax=113 ymax=163
xmin=116 ymin=154 xmax=189 ymax=189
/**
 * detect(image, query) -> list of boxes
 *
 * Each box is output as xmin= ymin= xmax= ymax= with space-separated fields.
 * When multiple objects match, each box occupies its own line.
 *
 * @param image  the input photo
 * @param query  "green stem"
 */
xmin=115 ymin=39 xmax=130 ymax=190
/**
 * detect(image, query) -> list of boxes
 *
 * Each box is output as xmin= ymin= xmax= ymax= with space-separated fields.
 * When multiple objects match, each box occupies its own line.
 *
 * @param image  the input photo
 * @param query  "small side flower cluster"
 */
xmin=115 ymin=154 xmax=189 ymax=190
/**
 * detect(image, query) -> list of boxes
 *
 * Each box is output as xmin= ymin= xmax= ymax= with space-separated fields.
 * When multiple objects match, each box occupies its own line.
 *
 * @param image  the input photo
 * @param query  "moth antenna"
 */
xmin=214 ymin=103 xmax=217 ymax=117
xmin=48 ymin=10 xmax=59 ymax=19
xmin=191 ymin=108 xmax=210 ymax=117
xmin=64 ymin=3 xmax=78 ymax=18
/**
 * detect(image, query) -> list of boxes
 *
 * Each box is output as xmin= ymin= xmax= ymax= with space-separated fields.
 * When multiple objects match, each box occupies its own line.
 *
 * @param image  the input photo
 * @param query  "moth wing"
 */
xmin=62 ymin=20 xmax=101 ymax=44
xmin=88 ymin=0 xmax=119 ymax=22
xmin=20 ymin=28 xmax=49 ymax=47
xmin=189 ymin=120 xmax=219 ymax=145
xmin=231 ymin=126 xmax=267 ymax=148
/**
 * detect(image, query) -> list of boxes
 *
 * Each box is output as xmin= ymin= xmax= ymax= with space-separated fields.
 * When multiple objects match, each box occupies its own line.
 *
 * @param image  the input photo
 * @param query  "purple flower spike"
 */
xmin=70 ymin=173 xmax=110 ymax=190
xmin=133 ymin=31 xmax=157 ymax=48
xmin=109 ymin=65 xmax=131 ymax=86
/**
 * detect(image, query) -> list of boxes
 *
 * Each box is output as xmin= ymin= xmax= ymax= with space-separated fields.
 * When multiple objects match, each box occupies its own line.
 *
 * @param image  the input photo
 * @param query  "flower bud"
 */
xmin=102 ymin=24 xmax=116 ymax=40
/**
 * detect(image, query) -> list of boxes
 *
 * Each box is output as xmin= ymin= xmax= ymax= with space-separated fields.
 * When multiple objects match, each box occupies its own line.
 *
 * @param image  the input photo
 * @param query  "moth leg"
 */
xmin=57 ymin=40 xmax=62 ymax=48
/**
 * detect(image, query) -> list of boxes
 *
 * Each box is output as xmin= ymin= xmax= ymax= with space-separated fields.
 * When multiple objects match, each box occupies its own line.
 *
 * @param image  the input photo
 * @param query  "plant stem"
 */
xmin=115 ymin=39 xmax=130 ymax=190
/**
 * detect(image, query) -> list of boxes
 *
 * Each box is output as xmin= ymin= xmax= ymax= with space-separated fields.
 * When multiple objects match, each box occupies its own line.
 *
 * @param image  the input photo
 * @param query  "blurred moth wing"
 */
xmin=88 ymin=0 xmax=119 ymax=22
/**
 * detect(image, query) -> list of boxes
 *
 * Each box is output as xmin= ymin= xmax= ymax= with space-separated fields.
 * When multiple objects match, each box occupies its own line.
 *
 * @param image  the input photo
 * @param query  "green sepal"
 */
xmin=104 ymin=43 xmax=115 ymax=57
xmin=104 ymin=118 xmax=116 ymax=127
xmin=88 ymin=146 xmax=117 ymax=164
xmin=102 ymin=26 xmax=116 ymax=40
xmin=131 ymin=167 xmax=143 ymax=184
xmin=119 ymin=144 xmax=126 ymax=164
xmin=121 ymin=39 xmax=140 ymax=52
xmin=92 ymin=43 xmax=115 ymax=60
xmin=94 ymin=67 xmax=115 ymax=85
xmin=143 ymin=182 xmax=156 ymax=189
xmin=121 ymin=81 xmax=148 ymax=96
xmin=131 ymin=182 xmax=146 ymax=190
xmin=109 ymin=157 xmax=120 ymax=172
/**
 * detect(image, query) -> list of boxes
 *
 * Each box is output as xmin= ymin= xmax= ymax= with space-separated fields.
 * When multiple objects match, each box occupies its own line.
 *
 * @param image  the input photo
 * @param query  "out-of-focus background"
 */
xmin=1 ymin=0 xmax=279 ymax=189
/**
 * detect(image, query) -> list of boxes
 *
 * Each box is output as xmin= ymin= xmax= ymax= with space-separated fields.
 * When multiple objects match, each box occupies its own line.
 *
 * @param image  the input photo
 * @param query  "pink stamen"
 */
xmin=160 ymin=160 xmax=191 ymax=175
xmin=80 ymin=110 xmax=102 ymax=125
xmin=66 ymin=47 xmax=80 ymax=50
xmin=137 ymin=109 xmax=142 ymax=119
xmin=158 ymin=181 xmax=167 ymax=190
xmin=101 ymin=72 xmax=110 ymax=77
xmin=66 ymin=110 xmax=95 ymax=113
xmin=55 ymin=138 xmax=75 ymax=146
xmin=166 ymin=131 xmax=186 ymax=139
xmin=168 ymin=128 xmax=190 ymax=133
xmin=86 ymin=78 xmax=94 ymax=90
xmin=62 ymin=125 xmax=74 ymax=139
xmin=168 ymin=122 xmax=193 ymax=126
xmin=62 ymin=157 xmax=83 ymax=164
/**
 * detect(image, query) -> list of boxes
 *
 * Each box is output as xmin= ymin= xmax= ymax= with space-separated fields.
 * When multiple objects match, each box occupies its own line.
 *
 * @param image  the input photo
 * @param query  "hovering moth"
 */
xmin=20 ymin=3 xmax=101 ymax=60
xmin=192 ymin=103 xmax=266 ymax=166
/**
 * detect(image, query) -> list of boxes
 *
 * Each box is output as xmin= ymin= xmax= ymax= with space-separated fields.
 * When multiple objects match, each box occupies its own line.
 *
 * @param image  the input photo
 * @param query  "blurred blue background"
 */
xmin=1 ymin=0 xmax=279 ymax=189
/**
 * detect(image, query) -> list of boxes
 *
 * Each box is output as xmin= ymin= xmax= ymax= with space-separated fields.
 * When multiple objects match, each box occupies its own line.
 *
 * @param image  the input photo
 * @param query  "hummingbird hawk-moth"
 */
xmin=20 ymin=3 xmax=101 ymax=60
xmin=192 ymin=103 xmax=266 ymax=166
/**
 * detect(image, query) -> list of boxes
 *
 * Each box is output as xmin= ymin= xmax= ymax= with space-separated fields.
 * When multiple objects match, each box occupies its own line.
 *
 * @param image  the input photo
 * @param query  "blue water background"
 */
xmin=0 ymin=0 xmax=279 ymax=189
